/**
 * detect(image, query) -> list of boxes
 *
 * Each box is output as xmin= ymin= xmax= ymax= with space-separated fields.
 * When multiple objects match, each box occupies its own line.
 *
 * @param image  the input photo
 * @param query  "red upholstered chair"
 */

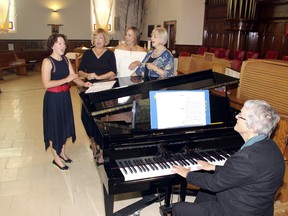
xmin=230 ymin=59 xmax=242 ymax=71
xmin=230 ymin=50 xmax=245 ymax=71
xmin=233 ymin=50 xmax=245 ymax=61
xmin=197 ymin=46 xmax=208 ymax=55
xmin=246 ymin=51 xmax=259 ymax=60
xmin=179 ymin=51 xmax=191 ymax=56
xmin=282 ymin=55 xmax=288 ymax=61
xmin=264 ymin=50 xmax=278 ymax=59
xmin=213 ymin=48 xmax=229 ymax=59
xmin=209 ymin=47 xmax=218 ymax=54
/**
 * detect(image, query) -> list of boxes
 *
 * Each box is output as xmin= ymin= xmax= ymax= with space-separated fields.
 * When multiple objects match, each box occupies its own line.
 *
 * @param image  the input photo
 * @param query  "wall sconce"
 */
xmin=8 ymin=21 xmax=14 ymax=29
xmin=94 ymin=24 xmax=111 ymax=31
xmin=52 ymin=9 xmax=58 ymax=12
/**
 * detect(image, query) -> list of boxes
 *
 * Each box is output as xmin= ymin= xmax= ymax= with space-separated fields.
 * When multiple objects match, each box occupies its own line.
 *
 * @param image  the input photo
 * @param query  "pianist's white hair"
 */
xmin=151 ymin=27 xmax=168 ymax=45
xmin=244 ymin=100 xmax=280 ymax=138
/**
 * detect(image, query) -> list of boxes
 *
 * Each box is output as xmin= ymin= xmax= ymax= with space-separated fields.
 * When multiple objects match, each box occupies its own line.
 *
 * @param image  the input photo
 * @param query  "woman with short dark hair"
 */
xmin=42 ymin=34 xmax=92 ymax=170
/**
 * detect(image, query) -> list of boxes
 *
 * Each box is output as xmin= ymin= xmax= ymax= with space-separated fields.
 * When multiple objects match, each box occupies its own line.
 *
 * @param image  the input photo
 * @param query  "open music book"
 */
xmin=149 ymin=90 xmax=211 ymax=129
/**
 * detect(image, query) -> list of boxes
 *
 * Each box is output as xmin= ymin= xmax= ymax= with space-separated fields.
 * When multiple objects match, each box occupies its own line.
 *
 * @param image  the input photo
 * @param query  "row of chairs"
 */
xmin=180 ymin=47 xmax=288 ymax=71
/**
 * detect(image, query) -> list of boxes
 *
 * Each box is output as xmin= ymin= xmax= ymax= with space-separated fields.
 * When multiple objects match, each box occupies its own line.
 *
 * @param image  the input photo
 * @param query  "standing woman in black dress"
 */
xmin=78 ymin=28 xmax=117 ymax=164
xmin=42 ymin=34 xmax=92 ymax=170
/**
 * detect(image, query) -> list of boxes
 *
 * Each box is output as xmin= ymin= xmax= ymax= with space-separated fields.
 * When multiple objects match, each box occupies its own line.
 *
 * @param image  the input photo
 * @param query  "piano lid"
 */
xmin=78 ymin=70 xmax=239 ymax=117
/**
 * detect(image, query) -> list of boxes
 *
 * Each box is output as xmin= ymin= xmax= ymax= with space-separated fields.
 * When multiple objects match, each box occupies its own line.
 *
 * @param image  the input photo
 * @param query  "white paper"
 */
xmin=85 ymin=81 xmax=116 ymax=93
xmin=155 ymin=91 xmax=207 ymax=129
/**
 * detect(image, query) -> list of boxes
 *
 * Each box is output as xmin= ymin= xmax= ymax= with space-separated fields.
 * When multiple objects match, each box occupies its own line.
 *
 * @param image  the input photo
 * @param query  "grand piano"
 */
xmin=78 ymin=70 xmax=244 ymax=216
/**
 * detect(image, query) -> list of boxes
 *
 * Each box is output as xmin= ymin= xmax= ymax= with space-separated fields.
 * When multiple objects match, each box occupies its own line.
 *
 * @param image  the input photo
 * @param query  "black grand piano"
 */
xmin=78 ymin=70 xmax=244 ymax=216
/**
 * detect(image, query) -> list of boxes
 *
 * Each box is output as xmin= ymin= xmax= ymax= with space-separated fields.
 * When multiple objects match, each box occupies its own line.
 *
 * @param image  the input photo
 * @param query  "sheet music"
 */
xmin=85 ymin=81 xmax=116 ymax=93
xmin=150 ymin=90 xmax=211 ymax=129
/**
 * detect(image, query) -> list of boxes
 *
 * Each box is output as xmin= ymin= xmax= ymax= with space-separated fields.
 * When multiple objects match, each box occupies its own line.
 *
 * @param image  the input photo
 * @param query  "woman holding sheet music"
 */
xmin=78 ymin=28 xmax=116 ymax=165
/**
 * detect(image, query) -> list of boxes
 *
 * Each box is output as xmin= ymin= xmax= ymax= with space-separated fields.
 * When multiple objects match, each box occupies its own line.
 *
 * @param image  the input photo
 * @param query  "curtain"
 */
xmin=92 ymin=0 xmax=113 ymax=31
xmin=0 ymin=0 xmax=10 ymax=33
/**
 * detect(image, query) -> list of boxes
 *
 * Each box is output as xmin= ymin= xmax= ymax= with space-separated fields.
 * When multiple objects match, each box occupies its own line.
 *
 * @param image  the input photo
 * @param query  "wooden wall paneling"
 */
xmin=246 ymin=32 xmax=259 ymax=52
xmin=0 ymin=40 xmax=91 ymax=52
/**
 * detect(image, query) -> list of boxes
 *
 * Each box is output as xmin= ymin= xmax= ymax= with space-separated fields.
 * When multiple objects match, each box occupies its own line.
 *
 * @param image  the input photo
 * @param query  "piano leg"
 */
xmin=179 ymin=182 xmax=187 ymax=202
xmin=164 ymin=186 xmax=172 ymax=207
xmin=103 ymin=184 xmax=114 ymax=216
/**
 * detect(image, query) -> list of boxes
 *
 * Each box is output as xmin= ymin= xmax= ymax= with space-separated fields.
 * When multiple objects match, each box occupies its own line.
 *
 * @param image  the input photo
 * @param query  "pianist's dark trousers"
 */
xmin=172 ymin=189 xmax=223 ymax=216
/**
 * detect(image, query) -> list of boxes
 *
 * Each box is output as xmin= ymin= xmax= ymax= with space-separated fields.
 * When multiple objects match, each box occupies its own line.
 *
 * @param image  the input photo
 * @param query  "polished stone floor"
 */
xmin=0 ymin=71 xmax=194 ymax=216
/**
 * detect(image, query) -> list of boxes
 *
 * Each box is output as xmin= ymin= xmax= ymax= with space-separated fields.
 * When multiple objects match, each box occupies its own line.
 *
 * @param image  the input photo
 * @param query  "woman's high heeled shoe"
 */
xmin=59 ymin=155 xmax=73 ymax=163
xmin=52 ymin=160 xmax=69 ymax=170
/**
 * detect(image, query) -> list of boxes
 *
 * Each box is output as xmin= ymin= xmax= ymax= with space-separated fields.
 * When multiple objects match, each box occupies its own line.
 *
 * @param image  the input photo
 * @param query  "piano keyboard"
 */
xmin=116 ymin=149 xmax=236 ymax=181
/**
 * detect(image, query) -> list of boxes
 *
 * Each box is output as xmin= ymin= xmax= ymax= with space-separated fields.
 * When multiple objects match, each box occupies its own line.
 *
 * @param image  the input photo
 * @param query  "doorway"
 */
xmin=163 ymin=20 xmax=177 ymax=51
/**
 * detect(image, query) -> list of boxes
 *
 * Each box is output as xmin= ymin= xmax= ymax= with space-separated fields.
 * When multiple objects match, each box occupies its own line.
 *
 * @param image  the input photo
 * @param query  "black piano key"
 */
xmin=133 ymin=160 xmax=143 ymax=172
xmin=124 ymin=160 xmax=134 ymax=173
xmin=200 ymin=152 xmax=215 ymax=162
xmin=135 ymin=159 xmax=146 ymax=172
xmin=119 ymin=161 xmax=127 ymax=174
xmin=209 ymin=150 xmax=226 ymax=161
xmin=155 ymin=157 xmax=168 ymax=169
xmin=173 ymin=155 xmax=186 ymax=166
xmin=147 ymin=158 xmax=158 ymax=170
xmin=139 ymin=159 xmax=150 ymax=171
xmin=216 ymin=149 xmax=229 ymax=159
xmin=177 ymin=154 xmax=190 ymax=166
xmin=144 ymin=158 xmax=155 ymax=171
xmin=127 ymin=160 xmax=137 ymax=173
xmin=162 ymin=158 xmax=173 ymax=168
xmin=184 ymin=154 xmax=197 ymax=165
xmin=190 ymin=152 xmax=207 ymax=161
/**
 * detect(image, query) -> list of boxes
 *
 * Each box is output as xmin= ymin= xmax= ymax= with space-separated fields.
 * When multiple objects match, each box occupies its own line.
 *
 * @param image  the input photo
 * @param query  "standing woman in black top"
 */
xmin=78 ymin=28 xmax=117 ymax=164
xmin=42 ymin=34 xmax=92 ymax=170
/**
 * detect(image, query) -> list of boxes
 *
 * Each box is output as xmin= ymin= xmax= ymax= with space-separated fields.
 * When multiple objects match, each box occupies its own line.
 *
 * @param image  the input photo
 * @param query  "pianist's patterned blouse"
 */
xmin=134 ymin=49 xmax=174 ymax=78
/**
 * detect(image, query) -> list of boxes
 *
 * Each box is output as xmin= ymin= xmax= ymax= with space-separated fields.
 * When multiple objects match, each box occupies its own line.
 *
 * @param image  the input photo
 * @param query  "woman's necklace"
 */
xmin=152 ymin=47 xmax=164 ymax=58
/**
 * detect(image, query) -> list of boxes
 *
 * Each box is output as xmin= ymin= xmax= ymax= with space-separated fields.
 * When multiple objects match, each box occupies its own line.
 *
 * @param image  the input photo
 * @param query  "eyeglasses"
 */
xmin=238 ymin=116 xmax=246 ymax=121
xmin=236 ymin=112 xmax=246 ymax=121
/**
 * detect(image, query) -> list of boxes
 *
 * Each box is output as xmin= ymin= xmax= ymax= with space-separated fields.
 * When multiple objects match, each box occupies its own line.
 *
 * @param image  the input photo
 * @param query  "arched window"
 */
xmin=90 ymin=0 xmax=114 ymax=32
xmin=0 ymin=0 xmax=15 ymax=33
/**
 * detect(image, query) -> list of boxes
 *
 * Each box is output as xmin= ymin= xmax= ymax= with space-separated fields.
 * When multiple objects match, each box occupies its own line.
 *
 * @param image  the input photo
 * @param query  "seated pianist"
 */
xmin=171 ymin=100 xmax=285 ymax=216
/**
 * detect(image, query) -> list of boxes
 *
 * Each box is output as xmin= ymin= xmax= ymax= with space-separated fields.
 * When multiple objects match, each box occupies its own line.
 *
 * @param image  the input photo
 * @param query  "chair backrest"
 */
xmin=282 ymin=55 xmax=288 ymax=61
xmin=65 ymin=52 xmax=82 ymax=72
xmin=197 ymin=46 xmax=208 ymax=55
xmin=216 ymin=48 xmax=230 ymax=59
xmin=264 ymin=50 xmax=278 ymax=59
xmin=233 ymin=50 xmax=245 ymax=61
xmin=209 ymin=47 xmax=218 ymax=54
xmin=179 ymin=51 xmax=191 ymax=56
xmin=246 ymin=51 xmax=259 ymax=60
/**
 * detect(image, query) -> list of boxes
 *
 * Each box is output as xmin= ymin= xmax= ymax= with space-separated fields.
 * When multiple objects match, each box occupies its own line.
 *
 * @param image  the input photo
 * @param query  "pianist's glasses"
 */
xmin=236 ymin=113 xmax=246 ymax=121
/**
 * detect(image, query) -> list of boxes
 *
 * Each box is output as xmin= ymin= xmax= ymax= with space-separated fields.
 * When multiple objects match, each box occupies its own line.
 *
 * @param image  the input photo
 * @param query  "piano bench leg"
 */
xmin=159 ymin=205 xmax=172 ymax=216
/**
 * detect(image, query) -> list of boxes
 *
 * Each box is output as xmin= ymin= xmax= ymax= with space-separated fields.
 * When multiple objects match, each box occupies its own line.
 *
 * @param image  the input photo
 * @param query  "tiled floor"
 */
xmin=0 ymin=71 xmax=194 ymax=216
